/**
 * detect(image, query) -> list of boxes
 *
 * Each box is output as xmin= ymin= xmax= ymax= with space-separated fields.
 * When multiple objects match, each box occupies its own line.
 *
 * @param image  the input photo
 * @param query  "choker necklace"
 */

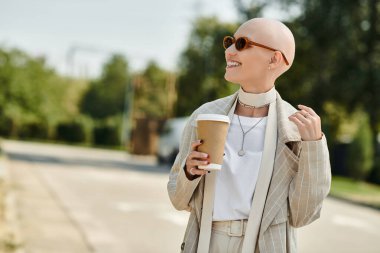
xmin=237 ymin=99 xmax=269 ymax=109
xmin=238 ymin=86 xmax=277 ymax=108
xmin=237 ymin=115 xmax=264 ymax=156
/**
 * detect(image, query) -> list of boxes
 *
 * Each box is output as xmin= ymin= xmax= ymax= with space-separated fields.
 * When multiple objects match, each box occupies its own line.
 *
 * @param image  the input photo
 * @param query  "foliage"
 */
xmin=93 ymin=126 xmax=120 ymax=146
xmin=234 ymin=0 xmax=267 ymax=21
xmin=0 ymin=48 xmax=87 ymax=138
xmin=264 ymin=0 xmax=380 ymax=139
xmin=175 ymin=17 xmax=239 ymax=116
xmin=368 ymin=155 xmax=380 ymax=185
xmin=80 ymin=54 xmax=129 ymax=119
xmin=133 ymin=61 xmax=174 ymax=119
xmin=346 ymin=112 xmax=374 ymax=180
xmin=55 ymin=122 xmax=86 ymax=143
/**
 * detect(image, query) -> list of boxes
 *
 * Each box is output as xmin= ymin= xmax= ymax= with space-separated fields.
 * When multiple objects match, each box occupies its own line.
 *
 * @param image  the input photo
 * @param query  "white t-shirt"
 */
xmin=212 ymin=114 xmax=267 ymax=221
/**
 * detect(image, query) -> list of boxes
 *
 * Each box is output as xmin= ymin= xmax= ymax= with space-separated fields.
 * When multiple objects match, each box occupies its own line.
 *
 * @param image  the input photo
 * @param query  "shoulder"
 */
xmin=187 ymin=93 xmax=237 ymax=126
xmin=196 ymin=93 xmax=236 ymax=113
xmin=277 ymin=95 xmax=298 ymax=116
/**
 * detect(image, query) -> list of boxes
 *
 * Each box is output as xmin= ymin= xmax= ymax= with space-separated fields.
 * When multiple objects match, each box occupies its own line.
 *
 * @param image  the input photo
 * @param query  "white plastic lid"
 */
xmin=198 ymin=163 xmax=222 ymax=170
xmin=196 ymin=114 xmax=230 ymax=123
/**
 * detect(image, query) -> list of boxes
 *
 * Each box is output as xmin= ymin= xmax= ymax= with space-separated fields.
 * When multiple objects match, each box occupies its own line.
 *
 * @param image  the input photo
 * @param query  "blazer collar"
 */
xmin=275 ymin=92 xmax=301 ymax=143
xmin=224 ymin=90 xmax=301 ymax=143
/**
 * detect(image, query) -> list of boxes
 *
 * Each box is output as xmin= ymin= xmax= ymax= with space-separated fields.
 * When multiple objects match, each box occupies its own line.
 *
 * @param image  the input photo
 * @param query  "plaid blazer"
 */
xmin=167 ymin=91 xmax=331 ymax=253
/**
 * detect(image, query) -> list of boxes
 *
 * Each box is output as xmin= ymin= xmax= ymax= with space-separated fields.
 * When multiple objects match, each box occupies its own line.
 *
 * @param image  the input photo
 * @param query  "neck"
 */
xmin=240 ymin=78 xmax=275 ymax=94
xmin=235 ymin=85 xmax=277 ymax=118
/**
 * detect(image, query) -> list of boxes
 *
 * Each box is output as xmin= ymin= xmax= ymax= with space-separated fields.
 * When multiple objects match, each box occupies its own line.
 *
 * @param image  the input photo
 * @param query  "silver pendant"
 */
xmin=238 ymin=150 xmax=245 ymax=156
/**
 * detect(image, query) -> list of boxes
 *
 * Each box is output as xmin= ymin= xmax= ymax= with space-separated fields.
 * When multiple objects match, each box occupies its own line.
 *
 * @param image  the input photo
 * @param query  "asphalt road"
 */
xmin=2 ymin=140 xmax=380 ymax=253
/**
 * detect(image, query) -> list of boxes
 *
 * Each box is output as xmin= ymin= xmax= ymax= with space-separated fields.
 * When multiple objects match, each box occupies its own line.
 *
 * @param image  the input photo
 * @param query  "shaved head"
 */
xmin=236 ymin=18 xmax=296 ymax=69
xmin=224 ymin=17 xmax=296 ymax=92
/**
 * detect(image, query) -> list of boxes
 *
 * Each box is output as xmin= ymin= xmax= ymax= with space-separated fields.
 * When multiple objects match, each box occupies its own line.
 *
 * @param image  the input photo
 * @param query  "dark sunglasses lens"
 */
xmin=223 ymin=37 xmax=234 ymax=49
xmin=235 ymin=38 xmax=246 ymax=51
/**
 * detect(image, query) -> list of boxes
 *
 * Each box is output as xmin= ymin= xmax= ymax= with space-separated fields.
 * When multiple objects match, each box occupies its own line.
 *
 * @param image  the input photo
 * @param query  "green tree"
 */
xmin=80 ymin=54 xmax=129 ymax=119
xmin=234 ymin=0 xmax=267 ymax=20
xmin=134 ymin=61 xmax=174 ymax=119
xmin=0 ymin=48 xmax=81 ymax=138
xmin=347 ymin=112 xmax=374 ymax=180
xmin=175 ymin=17 xmax=239 ymax=116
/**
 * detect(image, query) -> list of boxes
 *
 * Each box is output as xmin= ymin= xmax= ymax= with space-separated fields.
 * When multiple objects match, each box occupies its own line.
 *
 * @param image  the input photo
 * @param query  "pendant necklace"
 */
xmin=237 ymin=115 xmax=264 ymax=156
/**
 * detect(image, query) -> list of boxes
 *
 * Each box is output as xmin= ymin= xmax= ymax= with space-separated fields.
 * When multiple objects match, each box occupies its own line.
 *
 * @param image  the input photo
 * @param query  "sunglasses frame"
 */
xmin=223 ymin=36 xmax=289 ymax=65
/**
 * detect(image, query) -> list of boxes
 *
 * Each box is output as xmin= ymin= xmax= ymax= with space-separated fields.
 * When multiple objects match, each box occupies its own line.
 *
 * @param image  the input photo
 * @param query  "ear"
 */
xmin=268 ymin=51 xmax=284 ymax=69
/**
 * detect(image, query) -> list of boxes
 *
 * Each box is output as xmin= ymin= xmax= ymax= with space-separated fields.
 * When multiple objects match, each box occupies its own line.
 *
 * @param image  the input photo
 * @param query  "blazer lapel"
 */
xmin=259 ymin=92 xmax=301 ymax=234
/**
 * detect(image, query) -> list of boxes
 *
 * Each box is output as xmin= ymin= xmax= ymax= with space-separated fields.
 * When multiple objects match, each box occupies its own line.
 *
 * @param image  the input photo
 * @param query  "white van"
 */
xmin=157 ymin=117 xmax=189 ymax=164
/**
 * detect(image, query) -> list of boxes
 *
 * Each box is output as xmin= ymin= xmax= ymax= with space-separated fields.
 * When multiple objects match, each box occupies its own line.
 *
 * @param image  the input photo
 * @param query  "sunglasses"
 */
xmin=223 ymin=36 xmax=289 ymax=65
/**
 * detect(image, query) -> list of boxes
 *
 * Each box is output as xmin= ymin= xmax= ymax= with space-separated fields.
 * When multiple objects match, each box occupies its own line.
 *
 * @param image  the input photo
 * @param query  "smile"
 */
xmin=226 ymin=61 xmax=242 ymax=68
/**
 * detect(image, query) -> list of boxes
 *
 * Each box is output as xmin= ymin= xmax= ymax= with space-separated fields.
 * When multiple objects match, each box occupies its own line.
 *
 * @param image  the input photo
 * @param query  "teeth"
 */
xmin=227 ymin=61 xmax=242 ymax=67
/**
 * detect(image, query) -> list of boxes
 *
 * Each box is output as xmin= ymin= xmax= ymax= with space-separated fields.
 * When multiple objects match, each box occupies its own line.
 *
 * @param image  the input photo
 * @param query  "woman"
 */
xmin=167 ymin=18 xmax=331 ymax=253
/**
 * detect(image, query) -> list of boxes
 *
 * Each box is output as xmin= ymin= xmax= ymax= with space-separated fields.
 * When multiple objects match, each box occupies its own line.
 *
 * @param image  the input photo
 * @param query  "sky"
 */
xmin=0 ymin=0 xmax=293 ymax=78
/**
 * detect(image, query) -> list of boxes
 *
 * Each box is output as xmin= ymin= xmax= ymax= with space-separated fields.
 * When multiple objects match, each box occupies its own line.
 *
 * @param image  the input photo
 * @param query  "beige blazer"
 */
xmin=167 ymin=91 xmax=331 ymax=253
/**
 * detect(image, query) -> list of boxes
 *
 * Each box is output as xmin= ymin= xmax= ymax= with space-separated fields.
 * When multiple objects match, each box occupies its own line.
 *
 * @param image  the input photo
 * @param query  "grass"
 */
xmin=329 ymin=176 xmax=380 ymax=209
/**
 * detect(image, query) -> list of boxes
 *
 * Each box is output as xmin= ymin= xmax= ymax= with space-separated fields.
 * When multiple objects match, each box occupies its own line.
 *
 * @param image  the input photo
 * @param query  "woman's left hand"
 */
xmin=288 ymin=104 xmax=323 ymax=141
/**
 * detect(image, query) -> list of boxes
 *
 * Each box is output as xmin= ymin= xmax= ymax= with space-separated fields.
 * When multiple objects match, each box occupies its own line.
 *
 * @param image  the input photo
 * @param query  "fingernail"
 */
xmin=203 ymin=153 xmax=208 ymax=158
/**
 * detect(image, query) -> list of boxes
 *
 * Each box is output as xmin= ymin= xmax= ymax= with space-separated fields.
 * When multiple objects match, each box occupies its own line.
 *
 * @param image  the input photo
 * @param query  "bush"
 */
xmin=55 ymin=122 xmax=86 ymax=143
xmin=92 ymin=126 xmax=120 ymax=146
xmin=19 ymin=123 xmax=48 ymax=139
xmin=368 ymin=151 xmax=380 ymax=185
xmin=0 ymin=117 xmax=13 ymax=137
xmin=346 ymin=114 xmax=374 ymax=181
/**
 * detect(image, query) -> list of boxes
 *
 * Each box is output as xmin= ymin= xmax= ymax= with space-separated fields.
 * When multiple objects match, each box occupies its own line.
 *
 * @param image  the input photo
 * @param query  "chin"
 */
xmin=224 ymin=72 xmax=241 ymax=84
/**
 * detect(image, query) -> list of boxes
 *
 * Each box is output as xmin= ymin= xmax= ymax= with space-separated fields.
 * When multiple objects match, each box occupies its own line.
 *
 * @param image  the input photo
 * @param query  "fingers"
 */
xmin=188 ymin=157 xmax=210 ymax=167
xmin=189 ymin=150 xmax=209 ymax=160
xmin=290 ymin=111 xmax=308 ymax=124
xmin=288 ymin=113 xmax=305 ymax=127
xmin=298 ymin=104 xmax=318 ymax=117
xmin=191 ymin=139 xmax=203 ymax=151
xmin=189 ymin=167 xmax=209 ymax=176
xmin=298 ymin=109 xmax=311 ymax=119
xmin=290 ymin=105 xmax=320 ymax=124
xmin=288 ymin=105 xmax=322 ymax=141
xmin=186 ymin=140 xmax=210 ymax=176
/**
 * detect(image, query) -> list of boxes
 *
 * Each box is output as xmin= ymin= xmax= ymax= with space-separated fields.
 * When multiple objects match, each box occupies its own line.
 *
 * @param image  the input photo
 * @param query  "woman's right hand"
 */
xmin=185 ymin=140 xmax=210 ymax=179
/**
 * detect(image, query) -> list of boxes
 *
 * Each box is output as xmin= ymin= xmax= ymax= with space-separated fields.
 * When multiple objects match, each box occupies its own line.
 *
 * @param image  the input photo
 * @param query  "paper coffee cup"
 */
xmin=196 ymin=114 xmax=230 ymax=170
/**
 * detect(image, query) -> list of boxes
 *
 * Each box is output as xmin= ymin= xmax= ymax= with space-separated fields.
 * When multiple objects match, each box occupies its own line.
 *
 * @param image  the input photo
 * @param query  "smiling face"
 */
xmin=224 ymin=18 xmax=295 ymax=92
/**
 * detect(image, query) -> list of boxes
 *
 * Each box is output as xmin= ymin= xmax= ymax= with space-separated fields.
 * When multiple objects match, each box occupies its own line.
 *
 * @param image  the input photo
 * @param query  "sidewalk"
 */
xmin=4 ymin=156 xmax=94 ymax=253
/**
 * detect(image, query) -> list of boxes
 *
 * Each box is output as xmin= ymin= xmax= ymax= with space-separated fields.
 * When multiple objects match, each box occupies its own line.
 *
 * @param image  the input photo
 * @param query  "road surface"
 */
xmin=2 ymin=140 xmax=379 ymax=253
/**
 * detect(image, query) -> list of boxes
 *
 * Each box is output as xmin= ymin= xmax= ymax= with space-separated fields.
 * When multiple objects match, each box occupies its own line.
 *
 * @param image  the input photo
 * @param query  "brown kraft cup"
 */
xmin=196 ymin=114 xmax=230 ymax=170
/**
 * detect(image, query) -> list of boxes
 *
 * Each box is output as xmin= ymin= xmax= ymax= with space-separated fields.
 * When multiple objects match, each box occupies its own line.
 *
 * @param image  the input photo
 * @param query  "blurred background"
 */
xmin=0 ymin=0 xmax=379 ymax=252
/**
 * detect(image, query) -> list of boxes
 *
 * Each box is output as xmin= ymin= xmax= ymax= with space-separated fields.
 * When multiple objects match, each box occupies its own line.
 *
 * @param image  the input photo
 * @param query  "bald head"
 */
xmin=236 ymin=18 xmax=296 ymax=69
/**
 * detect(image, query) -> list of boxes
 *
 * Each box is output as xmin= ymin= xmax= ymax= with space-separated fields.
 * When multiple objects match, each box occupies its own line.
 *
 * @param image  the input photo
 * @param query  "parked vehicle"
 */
xmin=157 ymin=117 xmax=189 ymax=165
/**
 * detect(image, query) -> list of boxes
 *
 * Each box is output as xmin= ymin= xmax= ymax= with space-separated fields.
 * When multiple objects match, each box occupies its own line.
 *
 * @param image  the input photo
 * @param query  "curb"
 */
xmin=0 ymin=149 xmax=25 ymax=253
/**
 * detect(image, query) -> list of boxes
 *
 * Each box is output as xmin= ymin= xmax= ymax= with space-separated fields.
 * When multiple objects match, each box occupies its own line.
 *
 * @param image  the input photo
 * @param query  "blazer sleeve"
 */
xmin=167 ymin=110 xmax=203 ymax=211
xmin=288 ymin=135 xmax=332 ymax=228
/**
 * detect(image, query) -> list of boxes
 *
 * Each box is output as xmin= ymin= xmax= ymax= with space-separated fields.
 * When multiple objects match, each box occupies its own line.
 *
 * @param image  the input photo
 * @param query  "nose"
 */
xmin=225 ymin=44 xmax=238 ymax=57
